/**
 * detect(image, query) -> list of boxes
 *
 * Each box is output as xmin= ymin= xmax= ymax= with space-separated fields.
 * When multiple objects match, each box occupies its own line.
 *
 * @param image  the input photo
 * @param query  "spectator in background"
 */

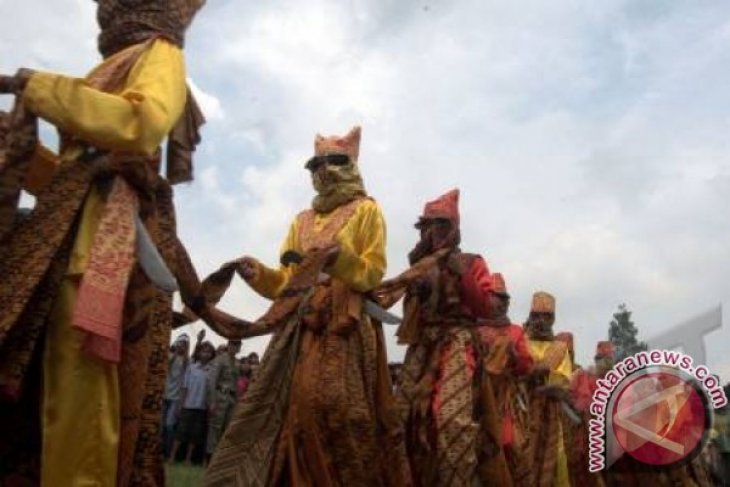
xmin=478 ymin=273 xmax=534 ymax=486
xmin=206 ymin=340 xmax=242 ymax=461
xmin=236 ymin=357 xmax=253 ymax=399
xmin=247 ymin=352 xmax=260 ymax=367
xmin=388 ymin=363 xmax=402 ymax=392
xmin=162 ymin=333 xmax=191 ymax=457
xmin=169 ymin=341 xmax=216 ymax=465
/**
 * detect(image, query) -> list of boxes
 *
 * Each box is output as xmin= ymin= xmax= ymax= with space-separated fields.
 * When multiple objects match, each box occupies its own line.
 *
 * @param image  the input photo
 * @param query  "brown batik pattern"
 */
xmin=124 ymin=288 xmax=173 ymax=487
xmin=203 ymin=302 xmax=307 ymax=487
xmin=433 ymin=329 xmax=478 ymax=486
xmin=528 ymin=391 xmax=562 ymax=487
xmin=563 ymin=411 xmax=606 ymax=487
xmin=0 ymin=36 xmax=209 ymax=487
xmin=296 ymin=196 xmax=368 ymax=252
xmin=204 ymin=206 xmax=410 ymax=486
xmin=0 ymin=158 xmax=95 ymax=398
xmin=0 ymin=37 xmax=151 ymax=394
xmin=481 ymin=330 xmax=533 ymax=487
xmin=115 ymin=265 xmax=169 ymax=487
xmin=0 ymin=102 xmax=38 ymax=243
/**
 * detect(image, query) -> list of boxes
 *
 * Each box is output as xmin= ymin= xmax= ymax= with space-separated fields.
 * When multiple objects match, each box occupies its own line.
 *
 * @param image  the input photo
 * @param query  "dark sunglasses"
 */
xmin=305 ymin=154 xmax=351 ymax=171
xmin=414 ymin=217 xmax=451 ymax=229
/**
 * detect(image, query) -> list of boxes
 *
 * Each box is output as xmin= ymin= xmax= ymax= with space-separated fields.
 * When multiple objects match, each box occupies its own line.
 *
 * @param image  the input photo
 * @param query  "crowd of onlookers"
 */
xmin=161 ymin=336 xmax=730 ymax=484
xmin=162 ymin=331 xmax=260 ymax=466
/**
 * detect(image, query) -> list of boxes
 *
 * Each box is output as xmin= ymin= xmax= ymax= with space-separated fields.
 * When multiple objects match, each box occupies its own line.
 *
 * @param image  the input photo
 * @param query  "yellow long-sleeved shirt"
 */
xmin=249 ymin=199 xmax=387 ymax=299
xmin=23 ymin=39 xmax=186 ymax=156
xmin=21 ymin=39 xmax=188 ymax=274
xmin=528 ymin=339 xmax=573 ymax=386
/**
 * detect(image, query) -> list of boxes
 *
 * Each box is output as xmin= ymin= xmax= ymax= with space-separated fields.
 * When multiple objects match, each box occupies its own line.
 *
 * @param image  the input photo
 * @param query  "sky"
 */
xmin=1 ymin=0 xmax=729 ymax=380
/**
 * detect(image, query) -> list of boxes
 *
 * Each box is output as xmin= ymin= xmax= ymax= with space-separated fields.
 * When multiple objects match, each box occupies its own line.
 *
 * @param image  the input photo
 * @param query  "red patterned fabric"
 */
xmin=570 ymin=369 xmax=598 ymax=413
xmin=480 ymin=325 xmax=534 ymax=377
xmin=459 ymin=256 xmax=493 ymax=318
xmin=72 ymin=178 xmax=139 ymax=363
xmin=432 ymin=341 xmax=477 ymax=416
xmin=422 ymin=188 xmax=460 ymax=226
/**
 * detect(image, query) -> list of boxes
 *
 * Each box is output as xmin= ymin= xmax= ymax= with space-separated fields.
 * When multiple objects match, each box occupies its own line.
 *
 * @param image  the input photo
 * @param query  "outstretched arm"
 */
xmin=22 ymin=40 xmax=186 ymax=155
xmin=245 ymin=221 xmax=297 ymax=299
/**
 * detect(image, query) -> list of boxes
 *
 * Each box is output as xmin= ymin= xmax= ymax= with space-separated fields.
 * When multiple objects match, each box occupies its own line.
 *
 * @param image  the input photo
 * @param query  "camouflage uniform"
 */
xmin=206 ymin=353 xmax=240 ymax=456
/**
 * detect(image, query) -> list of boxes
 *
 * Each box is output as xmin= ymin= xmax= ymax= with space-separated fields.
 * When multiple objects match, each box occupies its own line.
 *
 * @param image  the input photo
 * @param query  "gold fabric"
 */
xmin=23 ymin=39 xmax=186 ymax=156
xmin=528 ymin=340 xmax=572 ymax=385
xmin=248 ymin=198 xmax=386 ymax=298
xmin=203 ymin=202 xmax=409 ymax=486
xmin=42 ymin=277 xmax=121 ymax=486
xmin=23 ymin=39 xmax=187 ymax=485
xmin=433 ymin=329 xmax=479 ymax=485
xmin=311 ymin=161 xmax=366 ymax=213
xmin=528 ymin=340 xmax=571 ymax=487
xmin=23 ymin=40 xmax=187 ymax=276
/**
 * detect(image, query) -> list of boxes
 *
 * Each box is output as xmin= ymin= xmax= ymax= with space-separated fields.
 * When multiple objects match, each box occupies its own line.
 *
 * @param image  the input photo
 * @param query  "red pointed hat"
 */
xmin=421 ymin=188 xmax=460 ymax=225
xmin=314 ymin=126 xmax=361 ymax=163
xmin=596 ymin=341 xmax=615 ymax=359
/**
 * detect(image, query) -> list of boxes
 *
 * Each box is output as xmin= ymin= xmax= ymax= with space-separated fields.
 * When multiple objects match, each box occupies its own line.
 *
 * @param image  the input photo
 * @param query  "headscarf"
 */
xmin=310 ymin=126 xmax=367 ymax=213
xmin=408 ymin=188 xmax=461 ymax=264
xmin=94 ymin=0 xmax=207 ymax=185
xmin=96 ymin=0 xmax=207 ymax=58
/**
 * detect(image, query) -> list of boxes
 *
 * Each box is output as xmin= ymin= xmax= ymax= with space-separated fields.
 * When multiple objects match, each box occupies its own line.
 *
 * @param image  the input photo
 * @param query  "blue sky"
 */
xmin=2 ymin=0 xmax=730 ymax=379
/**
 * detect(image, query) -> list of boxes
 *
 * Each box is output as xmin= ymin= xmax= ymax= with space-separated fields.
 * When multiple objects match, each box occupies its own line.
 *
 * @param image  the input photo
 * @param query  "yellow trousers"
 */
xmin=555 ymin=419 xmax=571 ymax=487
xmin=42 ymin=276 xmax=120 ymax=487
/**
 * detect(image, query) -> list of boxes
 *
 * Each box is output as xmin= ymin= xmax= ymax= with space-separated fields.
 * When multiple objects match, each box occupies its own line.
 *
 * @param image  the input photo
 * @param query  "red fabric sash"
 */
xmin=72 ymin=178 xmax=138 ymax=363
xmin=69 ymin=42 xmax=150 ymax=364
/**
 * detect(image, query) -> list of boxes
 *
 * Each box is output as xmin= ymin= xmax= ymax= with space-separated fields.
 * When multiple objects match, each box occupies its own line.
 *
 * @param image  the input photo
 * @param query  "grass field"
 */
xmin=166 ymin=463 xmax=205 ymax=486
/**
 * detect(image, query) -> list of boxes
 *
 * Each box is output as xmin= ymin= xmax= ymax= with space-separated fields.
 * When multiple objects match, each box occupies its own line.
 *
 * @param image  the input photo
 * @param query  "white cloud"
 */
xmin=3 ymin=0 xmax=730 ymax=381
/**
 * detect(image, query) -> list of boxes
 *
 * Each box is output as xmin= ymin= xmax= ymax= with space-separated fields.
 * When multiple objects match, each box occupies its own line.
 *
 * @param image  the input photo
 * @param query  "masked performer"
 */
xmin=0 ymin=0 xmax=228 ymax=484
xmin=373 ymin=189 xmax=509 ymax=486
xmin=524 ymin=292 xmax=572 ymax=487
xmin=562 ymin=341 xmax=617 ymax=487
xmin=202 ymin=126 xmax=411 ymax=486
xmin=478 ymin=273 xmax=534 ymax=486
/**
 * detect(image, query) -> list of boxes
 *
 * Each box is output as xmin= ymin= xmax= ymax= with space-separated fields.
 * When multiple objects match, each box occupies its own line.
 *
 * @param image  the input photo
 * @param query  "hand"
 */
xmin=0 ymin=75 xmax=19 ymax=94
xmin=237 ymin=257 xmax=258 ymax=281
xmin=323 ymin=244 xmax=340 ymax=269
xmin=409 ymin=277 xmax=432 ymax=301
xmin=0 ymin=69 xmax=33 ymax=94
xmin=531 ymin=363 xmax=551 ymax=377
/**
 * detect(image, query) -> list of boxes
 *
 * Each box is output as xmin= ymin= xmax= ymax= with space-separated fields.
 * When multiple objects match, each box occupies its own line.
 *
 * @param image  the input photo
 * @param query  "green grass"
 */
xmin=165 ymin=463 xmax=205 ymax=487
